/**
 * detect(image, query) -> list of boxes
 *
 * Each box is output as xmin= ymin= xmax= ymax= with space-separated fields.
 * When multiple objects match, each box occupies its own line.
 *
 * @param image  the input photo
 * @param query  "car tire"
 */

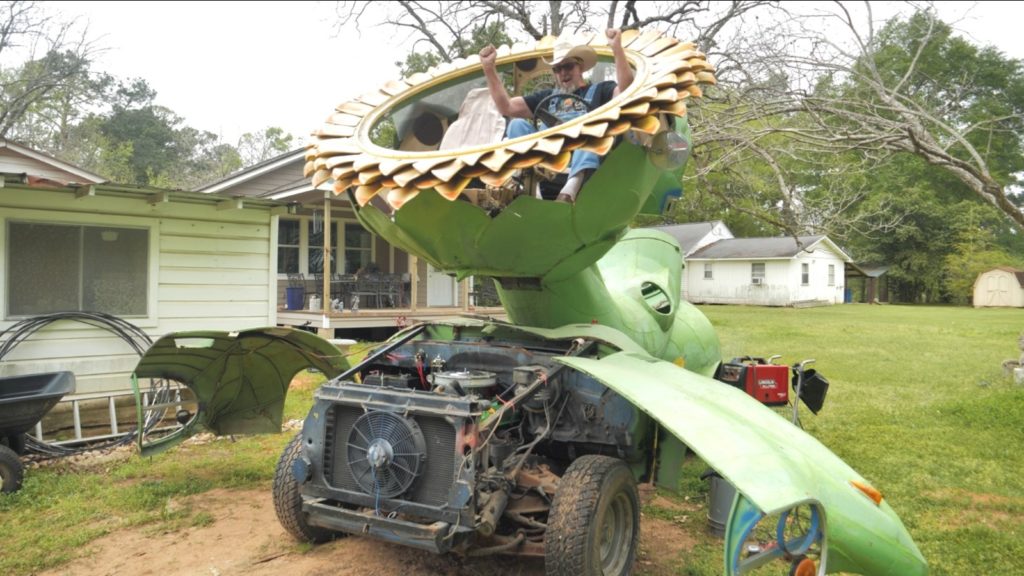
xmin=0 ymin=443 xmax=25 ymax=494
xmin=272 ymin=433 xmax=338 ymax=543
xmin=545 ymin=455 xmax=640 ymax=576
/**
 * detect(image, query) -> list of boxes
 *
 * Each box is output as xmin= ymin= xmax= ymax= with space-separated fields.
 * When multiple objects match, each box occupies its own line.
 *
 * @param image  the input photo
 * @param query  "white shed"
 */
xmin=1 ymin=140 xmax=283 ymax=398
xmin=684 ymin=235 xmax=850 ymax=306
xmin=973 ymin=267 xmax=1024 ymax=308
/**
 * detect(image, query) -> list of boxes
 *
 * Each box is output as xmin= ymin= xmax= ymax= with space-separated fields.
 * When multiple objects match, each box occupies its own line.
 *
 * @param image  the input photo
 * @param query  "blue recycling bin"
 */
xmin=844 ymin=288 xmax=853 ymax=303
xmin=285 ymin=286 xmax=304 ymax=310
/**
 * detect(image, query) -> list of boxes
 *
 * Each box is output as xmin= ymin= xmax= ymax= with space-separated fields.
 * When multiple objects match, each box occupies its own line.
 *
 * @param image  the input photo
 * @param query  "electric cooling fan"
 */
xmin=346 ymin=411 xmax=426 ymax=498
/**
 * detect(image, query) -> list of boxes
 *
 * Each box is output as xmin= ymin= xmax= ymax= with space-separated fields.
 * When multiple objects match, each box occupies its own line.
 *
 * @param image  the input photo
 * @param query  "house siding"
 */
xmin=685 ymin=246 xmax=846 ymax=306
xmin=0 ymin=185 xmax=276 ymax=396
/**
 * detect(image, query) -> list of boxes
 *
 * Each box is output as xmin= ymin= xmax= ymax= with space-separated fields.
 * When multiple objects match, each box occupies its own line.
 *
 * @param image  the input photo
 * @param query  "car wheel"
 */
xmin=545 ymin=455 xmax=640 ymax=576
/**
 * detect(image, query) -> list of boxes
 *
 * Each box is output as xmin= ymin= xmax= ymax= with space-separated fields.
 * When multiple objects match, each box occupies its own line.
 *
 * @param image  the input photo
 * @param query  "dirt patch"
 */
xmin=38 ymin=484 xmax=701 ymax=576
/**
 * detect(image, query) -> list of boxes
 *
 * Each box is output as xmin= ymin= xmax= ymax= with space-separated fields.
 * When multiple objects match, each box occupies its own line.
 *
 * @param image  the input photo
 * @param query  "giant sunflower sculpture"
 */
xmin=304 ymin=29 xmax=716 ymax=213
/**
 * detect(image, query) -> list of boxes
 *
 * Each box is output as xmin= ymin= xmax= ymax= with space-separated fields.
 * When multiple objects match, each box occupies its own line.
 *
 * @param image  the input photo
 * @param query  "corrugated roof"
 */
xmin=688 ymin=235 xmax=828 ymax=259
xmin=651 ymin=221 xmax=723 ymax=253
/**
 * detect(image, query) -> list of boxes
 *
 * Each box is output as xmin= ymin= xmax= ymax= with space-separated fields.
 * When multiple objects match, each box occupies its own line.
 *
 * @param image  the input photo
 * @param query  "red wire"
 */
xmin=416 ymin=357 xmax=427 ymax=389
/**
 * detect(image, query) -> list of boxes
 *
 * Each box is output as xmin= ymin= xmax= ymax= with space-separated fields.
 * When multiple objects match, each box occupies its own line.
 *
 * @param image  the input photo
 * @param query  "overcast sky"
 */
xmin=44 ymin=1 xmax=1024 ymax=148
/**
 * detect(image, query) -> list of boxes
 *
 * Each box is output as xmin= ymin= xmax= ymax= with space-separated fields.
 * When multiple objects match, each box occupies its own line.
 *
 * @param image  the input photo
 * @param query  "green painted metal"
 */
xmin=133 ymin=328 xmax=348 ymax=438
xmin=557 ymin=351 xmax=928 ymax=576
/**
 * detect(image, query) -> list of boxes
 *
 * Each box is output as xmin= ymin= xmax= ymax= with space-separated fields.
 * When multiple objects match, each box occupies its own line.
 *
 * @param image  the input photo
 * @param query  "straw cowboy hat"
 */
xmin=543 ymin=32 xmax=597 ymax=72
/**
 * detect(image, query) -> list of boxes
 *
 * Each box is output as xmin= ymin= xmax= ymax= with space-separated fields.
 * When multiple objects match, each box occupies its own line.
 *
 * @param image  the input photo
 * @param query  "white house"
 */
xmin=683 ymin=235 xmax=851 ymax=306
xmin=196 ymin=148 xmax=498 ymax=328
xmin=652 ymin=220 xmax=734 ymax=256
xmin=973 ymin=267 xmax=1024 ymax=308
xmin=1 ymin=138 xmax=283 ymax=398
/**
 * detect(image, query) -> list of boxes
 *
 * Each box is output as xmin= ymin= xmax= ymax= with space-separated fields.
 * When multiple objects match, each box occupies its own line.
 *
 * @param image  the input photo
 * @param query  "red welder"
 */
xmin=715 ymin=355 xmax=789 ymax=406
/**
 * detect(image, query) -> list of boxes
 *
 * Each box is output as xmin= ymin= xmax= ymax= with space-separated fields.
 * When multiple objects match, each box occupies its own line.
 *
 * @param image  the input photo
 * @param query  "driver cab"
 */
xmin=374 ymin=57 xmax=625 ymax=209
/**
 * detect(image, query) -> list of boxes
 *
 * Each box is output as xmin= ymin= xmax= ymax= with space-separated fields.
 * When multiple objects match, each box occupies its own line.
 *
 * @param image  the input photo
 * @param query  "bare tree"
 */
xmin=697 ymin=1 xmax=1024 ymax=231
xmin=0 ymin=1 xmax=99 ymax=139
xmin=329 ymin=1 xmax=1024 ymax=234
xmin=331 ymin=1 xmax=772 ymax=62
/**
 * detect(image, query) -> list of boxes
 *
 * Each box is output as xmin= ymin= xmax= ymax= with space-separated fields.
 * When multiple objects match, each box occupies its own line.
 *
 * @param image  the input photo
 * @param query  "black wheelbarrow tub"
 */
xmin=0 ymin=371 xmax=76 ymax=438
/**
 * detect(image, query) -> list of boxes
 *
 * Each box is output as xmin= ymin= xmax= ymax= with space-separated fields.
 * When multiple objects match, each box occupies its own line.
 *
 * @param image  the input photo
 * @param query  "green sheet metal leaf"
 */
xmin=134 ymin=328 xmax=348 ymax=437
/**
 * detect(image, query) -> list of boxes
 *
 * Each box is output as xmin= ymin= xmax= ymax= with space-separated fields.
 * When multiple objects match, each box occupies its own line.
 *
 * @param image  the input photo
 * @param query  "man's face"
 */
xmin=552 ymin=59 xmax=584 ymax=89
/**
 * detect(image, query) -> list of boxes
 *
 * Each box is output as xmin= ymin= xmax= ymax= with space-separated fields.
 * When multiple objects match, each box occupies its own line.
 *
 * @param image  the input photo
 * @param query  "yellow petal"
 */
xmin=377 ymin=158 xmax=412 ymax=176
xmin=507 ymin=154 xmax=544 ymax=169
xmin=311 ymin=169 xmax=332 ymax=188
xmin=355 ymin=90 xmax=390 ymax=107
xmin=315 ymin=138 xmax=363 ymax=155
xmin=533 ymin=135 xmax=567 ymax=155
xmin=354 ymin=184 xmax=383 ymax=206
xmin=392 ymin=166 xmax=422 ymax=188
xmin=696 ymin=71 xmax=718 ymax=85
xmin=336 ymin=101 xmax=374 ymax=115
xmin=620 ymin=101 xmax=651 ymax=117
xmin=435 ymin=176 xmax=472 ymax=200
xmin=431 ymin=159 xmax=467 ymax=182
xmin=332 ymin=177 xmax=356 ymax=194
xmin=480 ymin=148 xmax=515 ymax=172
xmin=358 ymin=168 xmax=383 ymax=185
xmin=314 ymin=124 xmax=356 ymax=138
xmin=630 ymin=115 xmax=662 ymax=135
xmin=479 ymin=168 xmax=517 ymax=187
xmin=381 ymin=79 xmax=410 ymax=96
xmin=387 ymin=187 xmax=419 ymax=209
xmin=641 ymin=37 xmax=679 ymax=57
xmin=538 ymin=150 xmax=572 ymax=172
xmin=579 ymin=136 xmax=616 ymax=155
xmin=326 ymin=112 xmax=363 ymax=126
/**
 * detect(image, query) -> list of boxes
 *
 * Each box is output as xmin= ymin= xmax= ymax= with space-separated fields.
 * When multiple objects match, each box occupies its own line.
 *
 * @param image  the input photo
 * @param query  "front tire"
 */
xmin=0 ymin=444 xmax=25 ymax=494
xmin=272 ymin=433 xmax=337 ymax=543
xmin=545 ymin=455 xmax=640 ymax=576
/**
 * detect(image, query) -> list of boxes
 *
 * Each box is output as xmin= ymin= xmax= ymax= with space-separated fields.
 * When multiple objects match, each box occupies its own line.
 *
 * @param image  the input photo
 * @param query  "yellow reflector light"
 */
xmin=850 ymin=479 xmax=884 ymax=505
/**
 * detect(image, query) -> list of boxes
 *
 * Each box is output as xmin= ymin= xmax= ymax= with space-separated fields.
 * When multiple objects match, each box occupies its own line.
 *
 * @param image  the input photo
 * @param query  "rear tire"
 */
xmin=545 ymin=455 xmax=640 ymax=576
xmin=6 ymin=433 xmax=26 ymax=455
xmin=273 ymin=433 xmax=337 ymax=543
xmin=0 ymin=444 xmax=25 ymax=494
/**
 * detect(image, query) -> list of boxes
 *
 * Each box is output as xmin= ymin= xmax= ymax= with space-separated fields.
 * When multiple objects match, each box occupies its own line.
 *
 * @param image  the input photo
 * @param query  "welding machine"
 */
xmin=715 ymin=356 xmax=790 ymax=406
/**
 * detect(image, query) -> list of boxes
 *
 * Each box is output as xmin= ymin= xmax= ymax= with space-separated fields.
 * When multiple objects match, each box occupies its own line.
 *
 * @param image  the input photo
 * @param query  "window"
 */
xmin=278 ymin=219 xmax=300 ymax=274
xmin=751 ymin=262 xmax=765 ymax=284
xmin=828 ymin=264 xmax=835 ymax=286
xmin=801 ymin=263 xmax=810 ymax=286
xmin=308 ymin=221 xmax=338 ymax=274
xmin=344 ymin=223 xmax=373 ymax=274
xmin=8 ymin=222 xmax=148 ymax=317
xmin=703 ymin=263 xmax=713 ymax=280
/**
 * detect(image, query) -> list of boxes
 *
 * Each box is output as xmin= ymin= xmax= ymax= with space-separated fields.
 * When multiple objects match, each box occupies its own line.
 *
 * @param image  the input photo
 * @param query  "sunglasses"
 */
xmin=552 ymin=61 xmax=578 ymax=73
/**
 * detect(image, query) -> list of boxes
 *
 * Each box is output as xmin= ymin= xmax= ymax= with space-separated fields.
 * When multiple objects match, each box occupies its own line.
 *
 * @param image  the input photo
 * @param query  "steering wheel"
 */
xmin=533 ymin=92 xmax=592 ymax=130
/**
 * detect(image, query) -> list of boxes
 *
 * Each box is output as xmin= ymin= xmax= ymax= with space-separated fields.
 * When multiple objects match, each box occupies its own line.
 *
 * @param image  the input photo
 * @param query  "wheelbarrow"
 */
xmin=0 ymin=371 xmax=76 ymax=493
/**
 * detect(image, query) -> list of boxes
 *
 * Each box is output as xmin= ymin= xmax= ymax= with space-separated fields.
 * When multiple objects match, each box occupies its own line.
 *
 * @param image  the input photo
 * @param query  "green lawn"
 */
xmin=1 ymin=306 xmax=1021 ymax=575
xmin=688 ymin=304 xmax=1024 ymax=576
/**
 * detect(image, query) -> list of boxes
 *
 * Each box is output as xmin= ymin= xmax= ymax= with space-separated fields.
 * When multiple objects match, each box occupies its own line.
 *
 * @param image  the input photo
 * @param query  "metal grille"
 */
xmin=326 ymin=405 xmax=457 ymax=506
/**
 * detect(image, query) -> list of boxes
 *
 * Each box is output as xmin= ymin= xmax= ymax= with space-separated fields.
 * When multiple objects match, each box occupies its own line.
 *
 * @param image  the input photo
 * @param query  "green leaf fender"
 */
xmin=556 ymin=351 xmax=928 ymax=576
xmin=132 ymin=327 xmax=349 ymax=455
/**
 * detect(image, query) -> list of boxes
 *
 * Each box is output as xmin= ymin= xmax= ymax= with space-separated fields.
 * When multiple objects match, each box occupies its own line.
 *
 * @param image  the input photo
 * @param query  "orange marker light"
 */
xmin=790 ymin=556 xmax=817 ymax=576
xmin=850 ymin=479 xmax=884 ymax=505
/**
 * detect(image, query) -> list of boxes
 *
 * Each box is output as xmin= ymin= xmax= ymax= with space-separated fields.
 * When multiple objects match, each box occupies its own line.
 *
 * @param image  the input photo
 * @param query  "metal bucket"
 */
xmin=705 ymin=471 xmax=736 ymax=537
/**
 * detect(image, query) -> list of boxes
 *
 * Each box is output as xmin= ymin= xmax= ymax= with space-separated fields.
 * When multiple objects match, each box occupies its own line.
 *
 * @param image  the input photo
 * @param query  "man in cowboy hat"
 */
xmin=479 ymin=28 xmax=633 ymax=203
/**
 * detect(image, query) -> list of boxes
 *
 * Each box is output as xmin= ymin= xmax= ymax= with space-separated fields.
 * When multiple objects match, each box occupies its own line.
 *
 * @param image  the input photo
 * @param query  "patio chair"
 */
xmin=352 ymin=274 xmax=380 ymax=309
